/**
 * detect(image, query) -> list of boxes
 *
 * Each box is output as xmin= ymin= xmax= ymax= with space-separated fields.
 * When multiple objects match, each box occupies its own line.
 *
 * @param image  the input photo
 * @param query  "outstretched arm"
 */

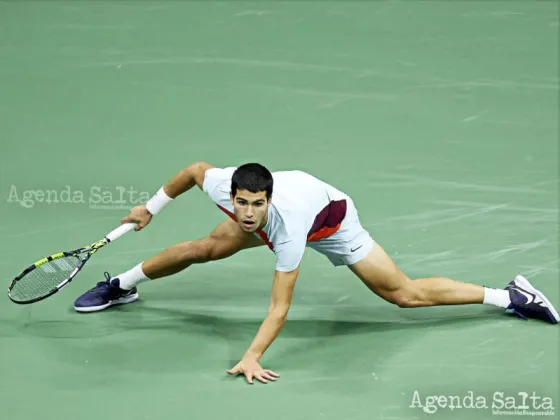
xmin=227 ymin=267 xmax=299 ymax=384
xmin=161 ymin=161 xmax=215 ymax=198
xmin=121 ymin=161 xmax=214 ymax=230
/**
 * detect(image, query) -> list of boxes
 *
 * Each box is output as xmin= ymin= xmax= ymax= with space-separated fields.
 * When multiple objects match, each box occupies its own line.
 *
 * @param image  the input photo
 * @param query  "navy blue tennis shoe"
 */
xmin=505 ymin=275 xmax=559 ymax=324
xmin=74 ymin=272 xmax=138 ymax=313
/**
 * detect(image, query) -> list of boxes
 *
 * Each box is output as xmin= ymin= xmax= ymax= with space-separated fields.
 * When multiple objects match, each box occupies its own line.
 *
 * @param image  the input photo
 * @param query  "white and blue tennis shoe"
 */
xmin=74 ymin=272 xmax=139 ymax=313
xmin=505 ymin=275 xmax=559 ymax=324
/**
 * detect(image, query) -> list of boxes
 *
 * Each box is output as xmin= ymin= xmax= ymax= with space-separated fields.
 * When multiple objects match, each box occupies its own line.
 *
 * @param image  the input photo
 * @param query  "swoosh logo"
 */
xmin=515 ymin=288 xmax=535 ymax=304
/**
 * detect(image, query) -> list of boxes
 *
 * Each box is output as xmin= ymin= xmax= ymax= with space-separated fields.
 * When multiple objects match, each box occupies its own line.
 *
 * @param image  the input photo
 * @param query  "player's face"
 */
xmin=230 ymin=189 xmax=269 ymax=232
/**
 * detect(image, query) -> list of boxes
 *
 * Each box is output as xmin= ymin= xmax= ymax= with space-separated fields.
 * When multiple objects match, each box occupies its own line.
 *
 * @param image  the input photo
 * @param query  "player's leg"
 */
xmin=349 ymin=243 xmax=486 ymax=307
xmin=310 ymin=198 xmax=559 ymax=324
xmin=140 ymin=217 xmax=264 ymax=280
xmin=348 ymin=243 xmax=559 ymax=324
xmin=73 ymin=218 xmax=264 ymax=312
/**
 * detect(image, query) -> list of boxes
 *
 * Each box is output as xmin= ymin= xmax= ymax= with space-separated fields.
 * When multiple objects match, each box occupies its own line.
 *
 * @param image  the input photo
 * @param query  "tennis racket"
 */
xmin=8 ymin=222 xmax=137 ymax=304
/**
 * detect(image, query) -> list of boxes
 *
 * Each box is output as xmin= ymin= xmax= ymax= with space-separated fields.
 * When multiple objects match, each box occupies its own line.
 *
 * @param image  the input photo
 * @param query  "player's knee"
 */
xmin=202 ymin=237 xmax=230 ymax=262
xmin=392 ymin=292 xmax=416 ymax=308
xmin=388 ymin=282 xmax=425 ymax=308
xmin=180 ymin=239 xmax=213 ymax=263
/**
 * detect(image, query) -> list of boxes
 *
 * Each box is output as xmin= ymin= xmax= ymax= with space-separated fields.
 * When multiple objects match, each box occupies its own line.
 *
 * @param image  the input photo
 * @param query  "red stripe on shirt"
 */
xmin=216 ymin=204 xmax=274 ymax=251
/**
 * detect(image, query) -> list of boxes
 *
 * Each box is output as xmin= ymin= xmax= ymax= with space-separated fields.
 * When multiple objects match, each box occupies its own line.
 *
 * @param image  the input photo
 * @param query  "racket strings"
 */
xmin=10 ymin=256 xmax=81 ymax=301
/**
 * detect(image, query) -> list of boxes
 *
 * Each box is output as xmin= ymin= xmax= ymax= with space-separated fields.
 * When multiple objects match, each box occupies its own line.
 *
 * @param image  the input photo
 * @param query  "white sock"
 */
xmin=483 ymin=287 xmax=511 ymax=308
xmin=114 ymin=262 xmax=150 ymax=290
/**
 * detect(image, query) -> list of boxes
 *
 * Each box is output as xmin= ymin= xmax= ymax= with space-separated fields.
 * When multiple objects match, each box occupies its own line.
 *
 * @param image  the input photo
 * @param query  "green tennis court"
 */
xmin=1 ymin=2 xmax=558 ymax=419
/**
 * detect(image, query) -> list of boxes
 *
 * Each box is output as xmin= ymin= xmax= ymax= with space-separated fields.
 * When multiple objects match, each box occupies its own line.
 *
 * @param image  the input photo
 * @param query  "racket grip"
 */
xmin=106 ymin=223 xmax=136 ymax=242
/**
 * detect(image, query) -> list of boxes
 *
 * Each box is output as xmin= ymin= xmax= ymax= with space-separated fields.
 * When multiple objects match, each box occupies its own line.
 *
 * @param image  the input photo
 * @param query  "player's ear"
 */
xmin=230 ymin=192 xmax=234 ymax=204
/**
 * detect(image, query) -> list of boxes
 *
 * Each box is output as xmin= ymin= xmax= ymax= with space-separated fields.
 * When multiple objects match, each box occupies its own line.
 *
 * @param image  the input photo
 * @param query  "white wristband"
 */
xmin=145 ymin=187 xmax=173 ymax=215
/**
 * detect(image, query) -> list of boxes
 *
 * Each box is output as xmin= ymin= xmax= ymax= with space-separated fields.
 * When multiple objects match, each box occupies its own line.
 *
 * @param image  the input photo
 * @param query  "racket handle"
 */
xmin=105 ymin=223 xmax=136 ymax=242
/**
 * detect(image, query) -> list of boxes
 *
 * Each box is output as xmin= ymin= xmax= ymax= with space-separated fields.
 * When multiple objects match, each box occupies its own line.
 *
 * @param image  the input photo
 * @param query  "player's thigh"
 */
xmin=206 ymin=217 xmax=265 ymax=260
xmin=348 ymin=243 xmax=412 ymax=299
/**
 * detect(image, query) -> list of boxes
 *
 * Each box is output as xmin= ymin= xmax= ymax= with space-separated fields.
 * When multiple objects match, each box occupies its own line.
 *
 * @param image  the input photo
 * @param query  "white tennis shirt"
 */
xmin=203 ymin=167 xmax=350 ymax=272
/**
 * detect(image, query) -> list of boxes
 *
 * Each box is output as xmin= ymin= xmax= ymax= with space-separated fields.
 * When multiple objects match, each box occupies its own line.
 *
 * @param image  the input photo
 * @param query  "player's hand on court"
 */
xmin=227 ymin=357 xmax=279 ymax=384
xmin=121 ymin=205 xmax=152 ymax=231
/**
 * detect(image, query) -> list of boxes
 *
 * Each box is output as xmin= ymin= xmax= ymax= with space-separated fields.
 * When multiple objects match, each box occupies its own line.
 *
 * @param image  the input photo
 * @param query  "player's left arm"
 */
xmin=227 ymin=266 xmax=300 ymax=384
xmin=245 ymin=267 xmax=299 ymax=359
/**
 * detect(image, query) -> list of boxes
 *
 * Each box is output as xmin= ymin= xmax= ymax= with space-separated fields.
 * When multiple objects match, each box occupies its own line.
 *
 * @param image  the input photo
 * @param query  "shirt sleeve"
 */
xmin=202 ymin=167 xmax=236 ymax=203
xmin=274 ymin=236 xmax=306 ymax=272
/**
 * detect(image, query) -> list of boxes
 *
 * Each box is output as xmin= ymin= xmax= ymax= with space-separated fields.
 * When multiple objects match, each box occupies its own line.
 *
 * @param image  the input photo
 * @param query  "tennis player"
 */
xmin=74 ymin=162 xmax=560 ymax=384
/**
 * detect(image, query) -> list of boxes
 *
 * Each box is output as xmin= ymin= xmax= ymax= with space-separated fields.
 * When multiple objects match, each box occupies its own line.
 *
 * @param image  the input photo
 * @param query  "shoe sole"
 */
xmin=515 ymin=275 xmax=560 ymax=324
xmin=74 ymin=293 xmax=139 ymax=313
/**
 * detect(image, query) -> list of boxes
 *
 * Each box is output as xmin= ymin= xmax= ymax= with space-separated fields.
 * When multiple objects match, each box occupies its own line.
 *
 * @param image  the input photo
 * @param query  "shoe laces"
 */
xmin=89 ymin=272 xmax=114 ymax=294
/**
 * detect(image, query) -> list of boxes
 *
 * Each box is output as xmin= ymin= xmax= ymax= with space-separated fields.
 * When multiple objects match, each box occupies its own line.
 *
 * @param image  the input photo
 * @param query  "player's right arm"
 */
xmin=121 ymin=161 xmax=215 ymax=230
xmin=161 ymin=161 xmax=215 ymax=197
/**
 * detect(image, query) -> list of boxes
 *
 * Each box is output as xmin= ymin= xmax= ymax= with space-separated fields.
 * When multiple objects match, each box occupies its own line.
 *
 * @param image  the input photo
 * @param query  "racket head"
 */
xmin=8 ymin=250 xmax=89 ymax=304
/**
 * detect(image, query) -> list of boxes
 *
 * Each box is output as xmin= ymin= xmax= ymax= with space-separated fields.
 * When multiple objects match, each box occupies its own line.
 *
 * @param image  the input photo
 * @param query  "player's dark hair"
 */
xmin=231 ymin=163 xmax=273 ymax=200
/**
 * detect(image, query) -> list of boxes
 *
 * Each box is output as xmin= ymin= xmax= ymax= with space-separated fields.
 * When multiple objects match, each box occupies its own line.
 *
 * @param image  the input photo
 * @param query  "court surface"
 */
xmin=0 ymin=2 xmax=558 ymax=419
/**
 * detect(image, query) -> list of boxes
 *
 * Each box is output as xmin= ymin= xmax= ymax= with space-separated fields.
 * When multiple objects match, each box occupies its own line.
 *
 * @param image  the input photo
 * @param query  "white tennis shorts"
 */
xmin=307 ymin=197 xmax=375 ymax=266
